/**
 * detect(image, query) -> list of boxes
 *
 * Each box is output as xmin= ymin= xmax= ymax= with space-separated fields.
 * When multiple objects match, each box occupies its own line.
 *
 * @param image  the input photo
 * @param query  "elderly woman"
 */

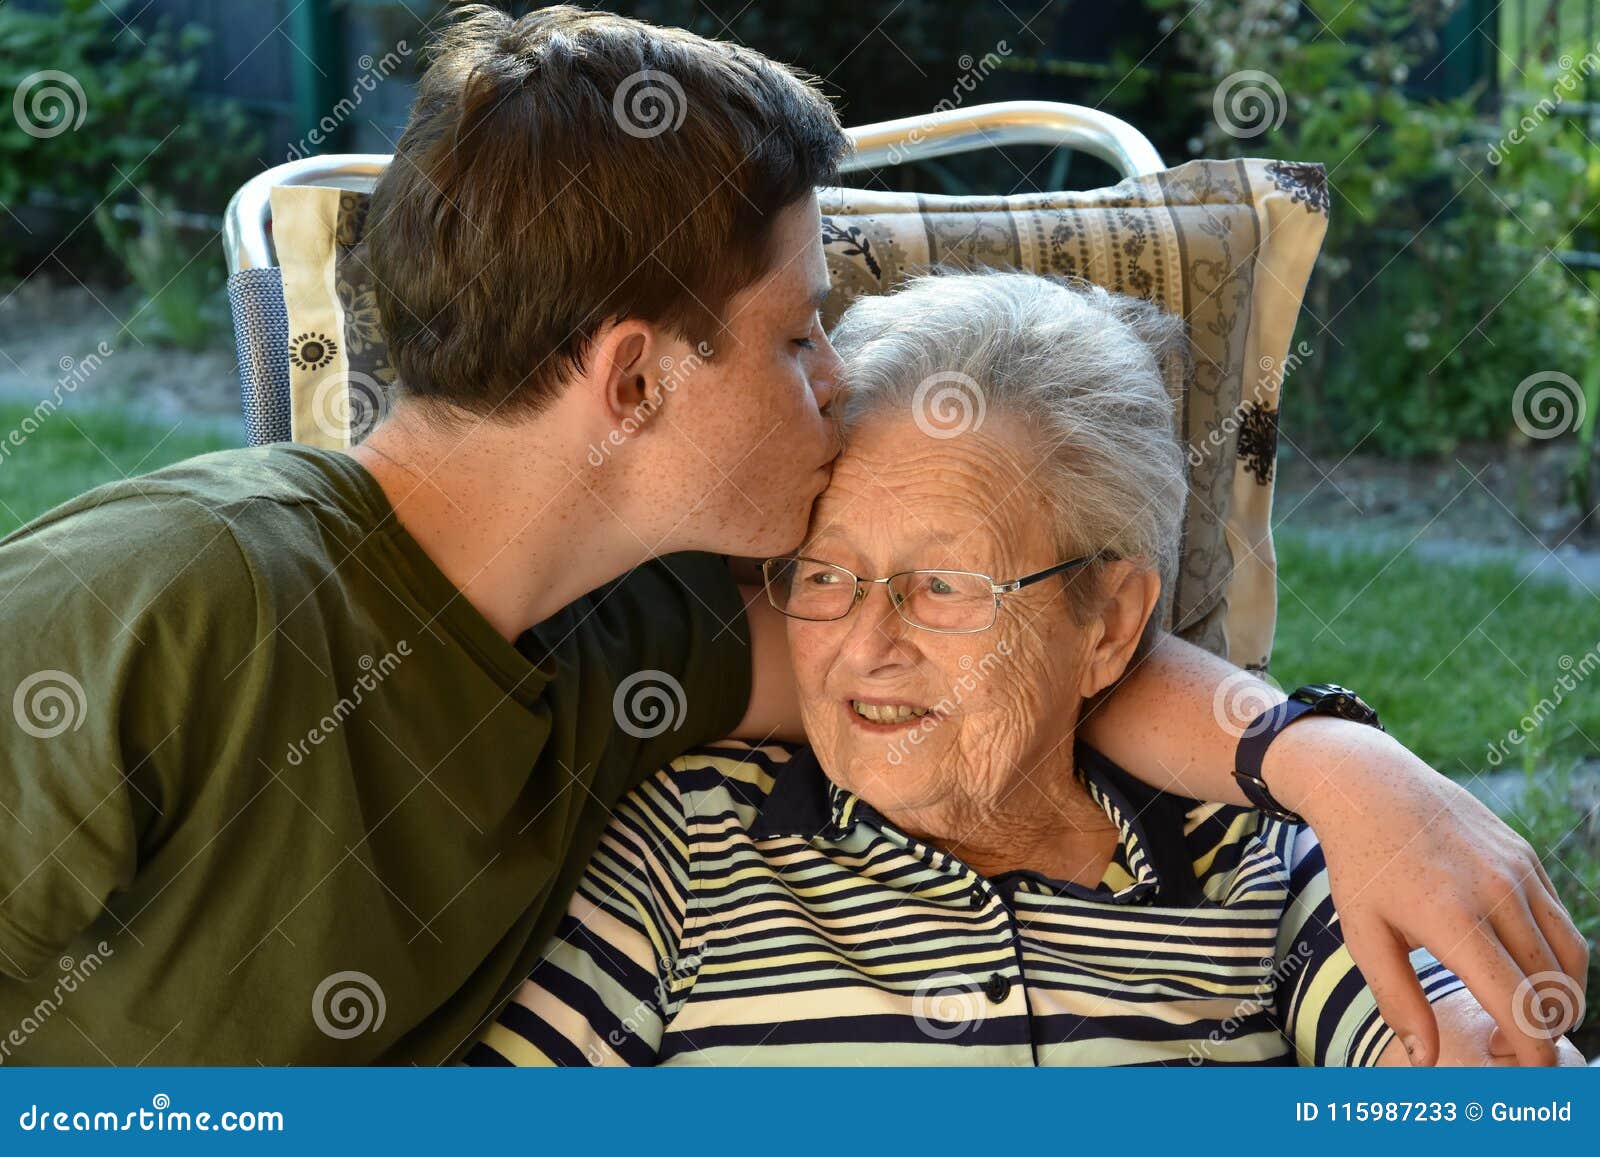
xmin=467 ymin=272 xmax=1583 ymax=1067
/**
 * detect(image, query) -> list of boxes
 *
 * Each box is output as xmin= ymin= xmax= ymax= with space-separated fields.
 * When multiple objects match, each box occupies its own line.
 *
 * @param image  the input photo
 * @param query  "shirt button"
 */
xmin=968 ymin=886 xmax=985 ymax=909
xmin=984 ymin=972 xmax=1011 ymax=1003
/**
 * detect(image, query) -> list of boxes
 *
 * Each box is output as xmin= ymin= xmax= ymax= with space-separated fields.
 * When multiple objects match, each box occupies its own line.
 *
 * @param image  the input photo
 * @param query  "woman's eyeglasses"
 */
xmin=760 ymin=553 xmax=1104 ymax=635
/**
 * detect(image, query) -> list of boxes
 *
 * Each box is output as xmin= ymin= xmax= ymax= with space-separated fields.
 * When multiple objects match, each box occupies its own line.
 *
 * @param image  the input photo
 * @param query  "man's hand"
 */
xmin=1377 ymin=989 xmax=1587 ymax=1066
xmin=1266 ymin=719 xmax=1589 ymax=1067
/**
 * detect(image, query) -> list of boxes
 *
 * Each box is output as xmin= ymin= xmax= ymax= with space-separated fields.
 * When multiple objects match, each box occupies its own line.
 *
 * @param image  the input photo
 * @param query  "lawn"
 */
xmin=1271 ymin=527 xmax=1600 ymax=779
xmin=0 ymin=401 xmax=236 ymax=537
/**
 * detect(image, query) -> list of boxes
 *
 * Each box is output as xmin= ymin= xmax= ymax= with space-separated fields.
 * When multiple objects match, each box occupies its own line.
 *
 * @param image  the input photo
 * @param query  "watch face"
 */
xmin=1292 ymin=683 xmax=1380 ymax=726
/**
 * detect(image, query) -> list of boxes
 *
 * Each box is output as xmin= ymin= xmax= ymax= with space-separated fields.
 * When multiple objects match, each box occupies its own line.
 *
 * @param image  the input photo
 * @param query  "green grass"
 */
xmin=1271 ymin=526 xmax=1600 ymax=778
xmin=0 ymin=401 xmax=236 ymax=537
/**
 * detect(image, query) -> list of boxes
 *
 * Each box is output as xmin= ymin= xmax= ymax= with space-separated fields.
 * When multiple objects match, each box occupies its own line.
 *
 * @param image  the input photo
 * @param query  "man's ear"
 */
xmin=592 ymin=321 xmax=667 ymax=434
xmin=1078 ymin=562 xmax=1162 ymax=699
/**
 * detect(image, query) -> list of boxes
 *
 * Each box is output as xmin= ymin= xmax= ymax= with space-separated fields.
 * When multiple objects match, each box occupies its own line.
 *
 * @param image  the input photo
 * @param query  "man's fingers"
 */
xmin=1527 ymin=885 xmax=1590 ymax=1018
xmin=1445 ymin=924 xmax=1560 ymax=1067
xmin=1345 ymin=917 xmax=1437 ymax=1065
xmin=1492 ymin=894 xmax=1568 ymax=1021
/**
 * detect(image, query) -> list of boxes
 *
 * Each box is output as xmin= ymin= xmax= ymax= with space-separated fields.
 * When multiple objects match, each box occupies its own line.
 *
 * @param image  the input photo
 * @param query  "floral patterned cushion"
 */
xmin=268 ymin=158 xmax=1329 ymax=670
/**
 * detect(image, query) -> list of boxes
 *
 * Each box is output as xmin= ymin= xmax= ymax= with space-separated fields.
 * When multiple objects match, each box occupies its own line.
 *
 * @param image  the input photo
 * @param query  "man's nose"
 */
xmin=810 ymin=337 xmax=844 ymax=412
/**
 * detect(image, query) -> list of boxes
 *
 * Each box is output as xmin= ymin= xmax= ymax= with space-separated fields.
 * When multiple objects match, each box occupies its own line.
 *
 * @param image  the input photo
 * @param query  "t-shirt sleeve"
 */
xmin=1273 ymin=824 xmax=1467 ymax=1066
xmin=0 ymin=494 xmax=258 ymax=979
xmin=525 ymin=550 xmax=752 ymax=789
xmin=465 ymin=766 xmax=692 ymax=1066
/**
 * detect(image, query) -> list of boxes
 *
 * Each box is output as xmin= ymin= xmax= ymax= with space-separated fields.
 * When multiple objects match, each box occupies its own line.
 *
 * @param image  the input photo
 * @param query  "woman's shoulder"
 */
xmin=1180 ymin=800 xmax=1313 ymax=903
xmin=636 ymin=738 xmax=809 ymax=819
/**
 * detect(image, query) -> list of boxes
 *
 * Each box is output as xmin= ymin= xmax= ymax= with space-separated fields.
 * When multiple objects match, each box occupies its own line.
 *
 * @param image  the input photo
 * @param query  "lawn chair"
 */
xmin=222 ymin=100 xmax=1329 ymax=674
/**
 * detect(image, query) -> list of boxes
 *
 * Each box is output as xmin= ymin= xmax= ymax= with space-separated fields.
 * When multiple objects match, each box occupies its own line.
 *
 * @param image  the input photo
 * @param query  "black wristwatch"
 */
xmin=1233 ymin=683 xmax=1384 ymax=822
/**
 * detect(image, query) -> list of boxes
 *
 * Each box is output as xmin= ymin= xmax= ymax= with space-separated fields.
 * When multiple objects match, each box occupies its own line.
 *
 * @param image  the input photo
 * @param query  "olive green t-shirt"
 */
xmin=0 ymin=444 xmax=750 ymax=1064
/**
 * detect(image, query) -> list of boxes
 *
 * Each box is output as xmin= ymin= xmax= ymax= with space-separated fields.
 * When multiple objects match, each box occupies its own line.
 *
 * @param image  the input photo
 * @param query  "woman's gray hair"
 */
xmin=829 ymin=269 xmax=1189 ymax=626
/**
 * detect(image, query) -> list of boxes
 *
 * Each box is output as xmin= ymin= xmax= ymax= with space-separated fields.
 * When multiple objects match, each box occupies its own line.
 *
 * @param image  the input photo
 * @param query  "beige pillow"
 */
xmin=268 ymin=158 xmax=1329 ymax=670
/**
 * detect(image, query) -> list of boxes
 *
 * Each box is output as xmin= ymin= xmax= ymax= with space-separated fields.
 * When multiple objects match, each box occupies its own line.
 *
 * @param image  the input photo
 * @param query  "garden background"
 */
xmin=2 ymin=0 xmax=1598 ymax=1048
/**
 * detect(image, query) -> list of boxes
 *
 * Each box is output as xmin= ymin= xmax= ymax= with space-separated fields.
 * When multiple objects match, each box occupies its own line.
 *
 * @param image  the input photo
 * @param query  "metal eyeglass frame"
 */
xmin=761 ymin=553 xmax=1106 ymax=635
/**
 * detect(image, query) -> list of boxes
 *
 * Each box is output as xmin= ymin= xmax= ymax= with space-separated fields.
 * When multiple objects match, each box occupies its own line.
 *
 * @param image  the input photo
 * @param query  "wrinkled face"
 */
xmin=659 ymin=193 xmax=843 ymax=556
xmin=786 ymin=411 xmax=1100 ymax=836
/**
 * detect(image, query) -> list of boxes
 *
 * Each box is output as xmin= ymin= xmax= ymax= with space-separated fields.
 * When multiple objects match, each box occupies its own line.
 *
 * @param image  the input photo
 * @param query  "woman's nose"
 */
xmin=839 ymin=582 xmax=916 ymax=665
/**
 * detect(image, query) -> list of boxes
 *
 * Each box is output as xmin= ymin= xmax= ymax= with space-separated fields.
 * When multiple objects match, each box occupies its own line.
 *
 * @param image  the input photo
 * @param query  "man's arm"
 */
xmin=731 ymin=584 xmax=805 ymax=743
xmin=1080 ymin=632 xmax=1589 ymax=1069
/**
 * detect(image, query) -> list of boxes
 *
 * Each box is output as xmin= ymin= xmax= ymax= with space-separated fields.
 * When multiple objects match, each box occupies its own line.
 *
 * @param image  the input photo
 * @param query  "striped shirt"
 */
xmin=468 ymin=740 xmax=1463 ymax=1066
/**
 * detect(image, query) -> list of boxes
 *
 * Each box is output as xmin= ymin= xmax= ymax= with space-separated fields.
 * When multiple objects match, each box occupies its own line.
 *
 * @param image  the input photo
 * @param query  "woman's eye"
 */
xmin=928 ymin=577 xmax=955 ymax=596
xmin=793 ymin=337 xmax=817 ymax=350
xmin=805 ymin=570 xmax=839 ymax=586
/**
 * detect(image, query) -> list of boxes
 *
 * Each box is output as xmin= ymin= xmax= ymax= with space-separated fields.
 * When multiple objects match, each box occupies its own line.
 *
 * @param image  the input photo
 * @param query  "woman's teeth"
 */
xmin=851 ymin=700 xmax=930 ymax=723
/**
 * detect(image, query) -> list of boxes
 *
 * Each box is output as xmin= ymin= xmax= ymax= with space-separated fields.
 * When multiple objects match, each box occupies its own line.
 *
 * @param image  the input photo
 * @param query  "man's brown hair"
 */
xmin=366 ymin=4 xmax=850 ymax=417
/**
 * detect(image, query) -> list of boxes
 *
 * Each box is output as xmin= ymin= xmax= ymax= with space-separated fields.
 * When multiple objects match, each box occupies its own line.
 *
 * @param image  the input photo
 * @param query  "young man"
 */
xmin=0 ymin=5 xmax=1582 ymax=1065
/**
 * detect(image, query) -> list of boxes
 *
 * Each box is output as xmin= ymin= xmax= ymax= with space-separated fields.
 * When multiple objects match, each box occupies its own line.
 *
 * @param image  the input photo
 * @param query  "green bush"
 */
xmin=0 ymin=0 xmax=258 ymax=284
xmin=1146 ymin=0 xmax=1600 ymax=462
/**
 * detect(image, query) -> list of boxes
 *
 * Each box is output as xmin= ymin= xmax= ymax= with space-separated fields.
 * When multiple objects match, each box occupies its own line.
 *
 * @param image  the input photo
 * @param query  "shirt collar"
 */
xmin=749 ymin=740 xmax=1202 ymax=905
